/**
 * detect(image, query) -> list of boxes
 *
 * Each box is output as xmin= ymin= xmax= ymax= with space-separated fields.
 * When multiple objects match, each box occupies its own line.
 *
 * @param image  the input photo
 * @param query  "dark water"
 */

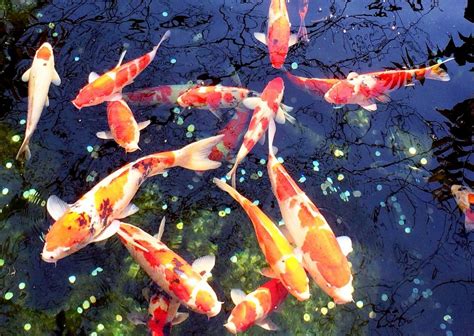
xmin=0 ymin=0 xmax=473 ymax=335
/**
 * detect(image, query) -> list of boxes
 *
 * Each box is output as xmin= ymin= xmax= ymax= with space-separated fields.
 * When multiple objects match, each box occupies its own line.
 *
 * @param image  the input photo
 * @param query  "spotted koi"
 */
xmin=213 ymin=178 xmax=310 ymax=301
xmin=123 ymin=84 xmax=196 ymax=106
xmin=451 ymin=185 xmax=474 ymax=232
xmin=42 ymin=135 xmax=224 ymax=262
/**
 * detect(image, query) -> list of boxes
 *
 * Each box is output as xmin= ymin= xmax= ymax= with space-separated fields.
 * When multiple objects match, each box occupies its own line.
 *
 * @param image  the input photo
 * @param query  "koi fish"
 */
xmin=16 ymin=42 xmax=61 ymax=160
xmin=41 ymin=135 xmax=224 ymax=262
xmin=297 ymin=0 xmax=309 ymax=42
xmin=224 ymin=279 xmax=288 ymax=334
xmin=324 ymin=59 xmax=453 ymax=111
xmin=96 ymin=99 xmax=150 ymax=153
xmin=118 ymin=219 xmax=222 ymax=317
xmin=451 ymin=185 xmax=474 ymax=232
xmin=213 ymin=178 xmax=310 ymax=301
xmin=254 ymin=0 xmax=298 ymax=69
xmin=72 ymin=30 xmax=170 ymax=109
xmin=285 ymin=71 xmax=339 ymax=97
xmin=123 ymin=84 xmax=196 ymax=106
xmin=266 ymin=118 xmax=354 ymax=304
xmin=226 ymin=77 xmax=293 ymax=187
xmin=208 ymin=108 xmax=250 ymax=162
xmin=147 ymin=293 xmax=189 ymax=336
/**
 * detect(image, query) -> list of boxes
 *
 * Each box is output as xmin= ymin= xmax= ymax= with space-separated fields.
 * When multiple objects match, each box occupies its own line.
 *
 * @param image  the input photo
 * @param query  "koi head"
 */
xmin=176 ymin=88 xmax=204 ymax=108
xmin=267 ymin=17 xmax=291 ymax=69
xmin=280 ymin=256 xmax=310 ymax=301
xmin=36 ymin=42 xmax=53 ymax=61
xmin=72 ymin=86 xmax=99 ymax=109
xmin=194 ymin=285 xmax=222 ymax=317
xmin=331 ymin=277 xmax=354 ymax=304
xmin=324 ymin=81 xmax=354 ymax=105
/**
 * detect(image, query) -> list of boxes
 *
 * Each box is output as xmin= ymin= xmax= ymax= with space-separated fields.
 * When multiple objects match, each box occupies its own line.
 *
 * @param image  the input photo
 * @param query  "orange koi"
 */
xmin=213 ymin=178 xmax=310 ymax=301
xmin=72 ymin=31 xmax=170 ymax=109
xmin=451 ymin=185 xmax=474 ymax=232
xmin=254 ymin=0 xmax=298 ymax=69
xmin=41 ymin=135 xmax=223 ymax=262
xmin=118 ymin=219 xmax=222 ymax=317
xmin=147 ymin=293 xmax=188 ymax=336
xmin=123 ymin=84 xmax=196 ymax=106
xmin=267 ymin=118 xmax=354 ymax=304
xmin=96 ymin=99 xmax=150 ymax=153
xmin=224 ymin=279 xmax=288 ymax=334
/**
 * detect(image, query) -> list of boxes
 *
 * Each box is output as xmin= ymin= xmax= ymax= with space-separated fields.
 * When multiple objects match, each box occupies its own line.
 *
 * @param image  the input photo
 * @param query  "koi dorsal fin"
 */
xmin=47 ymin=195 xmax=70 ymax=220
xmin=256 ymin=318 xmax=279 ymax=331
xmin=230 ymin=289 xmax=246 ymax=305
xmin=336 ymin=236 xmax=353 ymax=256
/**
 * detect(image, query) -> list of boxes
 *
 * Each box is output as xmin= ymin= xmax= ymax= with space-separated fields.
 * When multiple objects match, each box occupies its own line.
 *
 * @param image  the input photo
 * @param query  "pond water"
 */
xmin=0 ymin=1 xmax=472 ymax=335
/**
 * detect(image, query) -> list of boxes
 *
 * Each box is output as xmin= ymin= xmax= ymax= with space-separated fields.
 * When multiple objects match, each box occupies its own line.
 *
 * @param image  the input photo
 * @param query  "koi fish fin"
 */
xmin=336 ymin=236 xmax=353 ymax=256
xmin=137 ymin=120 xmax=151 ymax=131
xmin=230 ymin=289 xmax=246 ymax=305
xmin=192 ymin=255 xmax=215 ymax=280
xmin=15 ymin=139 xmax=31 ymax=161
xmin=45 ymin=96 xmax=49 ymax=107
xmin=117 ymin=203 xmax=139 ymax=219
xmin=21 ymin=68 xmax=31 ymax=82
xmin=268 ymin=118 xmax=277 ymax=157
xmin=154 ymin=217 xmax=166 ymax=241
xmin=96 ymin=130 xmax=114 ymax=140
xmin=115 ymin=49 xmax=127 ymax=68
xmin=227 ymin=164 xmax=238 ymax=188
xmin=117 ymin=223 xmax=150 ymax=253
xmin=213 ymin=177 xmax=242 ymax=203
xmin=426 ymin=58 xmax=453 ymax=81
xmin=52 ymin=69 xmax=61 ymax=86
xmin=174 ymin=135 xmax=224 ymax=171
xmin=280 ymin=225 xmax=294 ymax=244
xmin=172 ymin=312 xmax=189 ymax=326
xmin=293 ymin=247 xmax=304 ymax=263
xmin=258 ymin=132 xmax=266 ymax=145
xmin=148 ymin=30 xmax=171 ymax=60
xmin=276 ymin=107 xmax=286 ymax=124
xmin=280 ymin=103 xmax=293 ymax=113
xmin=256 ymin=318 xmax=279 ymax=331
xmin=242 ymin=97 xmax=261 ymax=110
xmin=209 ymin=108 xmax=223 ymax=121
xmin=166 ymin=297 xmax=181 ymax=322
xmin=109 ymin=92 xmax=123 ymax=101
xmin=88 ymin=72 xmax=100 ymax=83
xmin=360 ymin=101 xmax=377 ymax=111
xmin=375 ymin=94 xmax=391 ymax=103
xmin=254 ymin=32 xmax=267 ymax=46
xmin=127 ymin=312 xmax=148 ymax=325
xmin=260 ymin=267 xmax=277 ymax=279
xmin=46 ymin=195 xmax=71 ymax=220
xmin=289 ymin=34 xmax=298 ymax=47
xmin=92 ymin=219 xmax=121 ymax=243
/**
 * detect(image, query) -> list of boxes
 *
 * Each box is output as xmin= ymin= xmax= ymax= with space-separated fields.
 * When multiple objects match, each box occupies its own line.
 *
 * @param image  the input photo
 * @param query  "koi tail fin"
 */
xmin=268 ymin=118 xmax=278 ymax=158
xmin=16 ymin=137 xmax=31 ymax=161
xmin=226 ymin=164 xmax=238 ymax=189
xmin=213 ymin=177 xmax=243 ymax=204
xmin=148 ymin=30 xmax=171 ymax=60
xmin=174 ymin=135 xmax=224 ymax=171
xmin=425 ymin=58 xmax=454 ymax=81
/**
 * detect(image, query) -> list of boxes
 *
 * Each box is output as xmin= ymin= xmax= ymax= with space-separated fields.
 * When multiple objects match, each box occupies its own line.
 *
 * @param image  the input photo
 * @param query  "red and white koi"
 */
xmin=226 ymin=77 xmax=293 ymax=187
xmin=123 ymin=84 xmax=196 ymax=106
xmin=41 ymin=135 xmax=224 ymax=262
xmin=72 ymin=30 xmax=170 ymax=109
xmin=224 ymin=279 xmax=288 ymax=334
xmin=213 ymin=178 xmax=310 ymax=301
xmin=254 ymin=0 xmax=298 ymax=69
xmin=118 ymin=219 xmax=222 ymax=317
xmin=297 ymin=0 xmax=310 ymax=42
xmin=266 ymin=118 xmax=354 ymax=304
xmin=147 ymin=292 xmax=189 ymax=336
xmin=451 ymin=185 xmax=474 ymax=232
xmin=96 ymin=99 xmax=150 ymax=153
xmin=16 ymin=42 xmax=61 ymax=160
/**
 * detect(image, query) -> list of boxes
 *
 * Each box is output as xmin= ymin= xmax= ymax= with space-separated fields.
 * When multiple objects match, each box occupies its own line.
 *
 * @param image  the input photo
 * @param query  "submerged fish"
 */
xmin=297 ymin=0 xmax=309 ymax=42
xmin=41 ymin=135 xmax=223 ymax=262
xmin=17 ymin=42 xmax=61 ymax=160
xmin=254 ymin=0 xmax=298 ymax=69
xmin=118 ymin=219 xmax=222 ymax=317
xmin=72 ymin=30 xmax=170 ymax=109
xmin=451 ymin=185 xmax=474 ymax=232
xmin=147 ymin=293 xmax=189 ymax=336
xmin=123 ymin=84 xmax=196 ymax=106
xmin=267 ymin=118 xmax=354 ymax=304
xmin=224 ymin=279 xmax=288 ymax=334
xmin=96 ymin=99 xmax=150 ymax=153
xmin=213 ymin=178 xmax=310 ymax=301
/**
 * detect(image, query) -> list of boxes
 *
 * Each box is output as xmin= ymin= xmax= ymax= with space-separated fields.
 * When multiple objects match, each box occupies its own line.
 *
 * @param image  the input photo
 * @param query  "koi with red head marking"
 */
xmin=41 ymin=135 xmax=224 ymax=262
xmin=224 ymin=279 xmax=288 ymax=334
xmin=254 ymin=0 xmax=298 ymax=69
xmin=123 ymin=84 xmax=196 ymax=106
xmin=72 ymin=30 xmax=170 ymax=109
xmin=213 ymin=178 xmax=310 ymax=301
xmin=266 ymin=118 xmax=354 ymax=304
xmin=147 ymin=291 xmax=189 ymax=336
xmin=451 ymin=185 xmax=474 ymax=232
xmin=118 ymin=220 xmax=222 ymax=317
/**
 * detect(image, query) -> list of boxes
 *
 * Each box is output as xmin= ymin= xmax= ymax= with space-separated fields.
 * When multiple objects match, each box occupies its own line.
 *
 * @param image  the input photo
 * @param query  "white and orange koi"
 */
xmin=123 ymin=84 xmax=196 ymax=106
xmin=72 ymin=31 xmax=170 ymax=109
xmin=297 ymin=0 xmax=310 ymax=42
xmin=451 ymin=185 xmax=474 ymax=232
xmin=147 ymin=292 xmax=189 ymax=336
xmin=16 ymin=42 xmax=61 ymax=160
xmin=96 ymin=99 xmax=150 ymax=153
xmin=226 ymin=77 xmax=293 ymax=187
xmin=213 ymin=178 xmax=310 ymax=301
xmin=266 ymin=118 xmax=354 ymax=304
xmin=224 ymin=278 xmax=288 ymax=334
xmin=254 ymin=0 xmax=298 ymax=69
xmin=41 ymin=135 xmax=224 ymax=262
xmin=118 ymin=219 xmax=222 ymax=317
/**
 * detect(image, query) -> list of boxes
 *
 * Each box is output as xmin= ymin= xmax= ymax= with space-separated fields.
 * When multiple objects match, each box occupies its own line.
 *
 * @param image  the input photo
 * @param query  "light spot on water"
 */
xmin=334 ymin=149 xmax=344 ymax=157
xmin=37 ymin=12 xmax=43 ymax=18
xmin=446 ymin=331 xmax=453 ymax=336
xmin=405 ymin=227 xmax=411 ymax=234
xmin=24 ymin=323 xmax=31 ymax=331
xmin=376 ymin=184 xmax=382 ymax=191
xmin=356 ymin=300 xmax=363 ymax=308
xmin=176 ymin=222 xmax=184 ymax=230
xmin=408 ymin=147 xmax=417 ymax=155
xmin=353 ymin=190 xmax=362 ymax=197
xmin=173 ymin=107 xmax=180 ymax=114
xmin=369 ymin=311 xmax=376 ymax=318
xmin=420 ymin=158 xmax=427 ymax=165
xmin=440 ymin=323 xmax=446 ymax=330
xmin=116 ymin=314 xmax=123 ymax=322
xmin=90 ymin=296 xmax=96 ymax=304
xmin=443 ymin=315 xmax=452 ymax=323
xmin=77 ymin=307 xmax=83 ymax=314
xmin=86 ymin=145 xmax=93 ymax=153
xmin=0 ymin=259 xmax=4 ymax=266
xmin=218 ymin=210 xmax=226 ymax=217
xmin=327 ymin=302 xmax=335 ymax=309
xmin=5 ymin=162 xmax=12 ymax=169
xmin=337 ymin=174 xmax=344 ymax=181
xmin=74 ymin=56 xmax=80 ymax=62
xmin=162 ymin=203 xmax=168 ymax=210
xmin=291 ymin=62 xmax=298 ymax=70
xmin=20 ymin=119 xmax=26 ymax=125
xmin=186 ymin=131 xmax=193 ymax=138
xmin=12 ymin=135 xmax=20 ymax=142
xmin=162 ymin=11 xmax=168 ymax=17
xmin=303 ymin=313 xmax=310 ymax=321
xmin=97 ymin=324 xmax=105 ymax=331
xmin=48 ymin=22 xmax=55 ymax=29
xmin=230 ymin=255 xmax=237 ymax=263
xmin=2 ymin=188 xmax=8 ymax=195
xmin=68 ymin=275 xmax=76 ymax=284
xmin=380 ymin=201 xmax=386 ymax=207
xmin=277 ymin=157 xmax=284 ymax=163
xmin=320 ymin=307 xmax=328 ymax=315
xmin=298 ymin=175 xmax=306 ymax=183
xmin=187 ymin=124 xmax=195 ymax=132
xmin=259 ymin=158 xmax=266 ymax=165
xmin=253 ymin=200 xmax=260 ymax=206
xmin=375 ymin=150 xmax=381 ymax=157
xmin=53 ymin=32 xmax=58 ymax=37
xmin=225 ymin=207 xmax=231 ymax=214
xmin=381 ymin=293 xmax=388 ymax=301
xmin=170 ymin=58 xmax=177 ymax=64
xmin=19 ymin=282 xmax=26 ymax=290
xmin=82 ymin=300 xmax=90 ymax=310
xmin=4 ymin=292 xmax=13 ymax=300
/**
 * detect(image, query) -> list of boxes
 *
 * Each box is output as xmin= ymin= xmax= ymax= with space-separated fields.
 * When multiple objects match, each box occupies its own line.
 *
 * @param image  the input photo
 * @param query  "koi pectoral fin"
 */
xmin=192 ymin=255 xmax=216 ymax=280
xmin=88 ymin=72 xmax=100 ymax=83
xmin=137 ymin=120 xmax=151 ymax=131
xmin=96 ymin=130 xmax=114 ymax=140
xmin=259 ymin=267 xmax=277 ymax=279
xmin=92 ymin=220 xmax=121 ymax=243
xmin=230 ymin=289 xmax=246 ymax=305
xmin=253 ymin=32 xmax=267 ymax=46
xmin=336 ymin=236 xmax=353 ymax=256
xmin=21 ymin=68 xmax=31 ymax=82
xmin=255 ymin=318 xmax=279 ymax=331
xmin=289 ymin=34 xmax=298 ymax=47
xmin=52 ymin=69 xmax=61 ymax=86
xmin=46 ymin=195 xmax=71 ymax=220
xmin=116 ymin=203 xmax=139 ymax=219
xmin=172 ymin=312 xmax=189 ymax=326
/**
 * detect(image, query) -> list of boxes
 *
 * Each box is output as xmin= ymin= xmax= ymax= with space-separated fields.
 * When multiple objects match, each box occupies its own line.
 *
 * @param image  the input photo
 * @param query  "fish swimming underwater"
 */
xmin=96 ymin=99 xmax=150 ymax=153
xmin=118 ymin=219 xmax=222 ymax=317
xmin=16 ymin=42 xmax=61 ymax=160
xmin=451 ymin=185 xmax=474 ymax=232
xmin=123 ymin=84 xmax=196 ymax=106
xmin=41 ymin=135 xmax=224 ymax=262
xmin=297 ymin=0 xmax=309 ymax=42
xmin=224 ymin=279 xmax=288 ymax=334
xmin=266 ymin=118 xmax=354 ymax=304
xmin=213 ymin=178 xmax=310 ymax=301
xmin=226 ymin=77 xmax=293 ymax=187
xmin=147 ymin=292 xmax=189 ymax=336
xmin=254 ymin=0 xmax=298 ymax=69
xmin=72 ymin=30 xmax=170 ymax=109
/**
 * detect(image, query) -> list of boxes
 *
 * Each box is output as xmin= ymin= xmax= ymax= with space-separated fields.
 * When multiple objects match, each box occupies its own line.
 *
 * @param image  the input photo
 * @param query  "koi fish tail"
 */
xmin=226 ymin=164 xmax=238 ymax=189
xmin=149 ymin=30 xmax=171 ymax=60
xmin=267 ymin=118 xmax=278 ymax=157
xmin=213 ymin=177 xmax=243 ymax=204
xmin=425 ymin=58 xmax=454 ymax=81
xmin=174 ymin=135 xmax=224 ymax=171
xmin=16 ymin=136 xmax=32 ymax=161
xmin=297 ymin=20 xmax=309 ymax=42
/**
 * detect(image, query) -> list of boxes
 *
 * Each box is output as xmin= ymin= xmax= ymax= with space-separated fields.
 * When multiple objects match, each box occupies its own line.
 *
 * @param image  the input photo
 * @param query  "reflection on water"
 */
xmin=0 ymin=1 xmax=473 ymax=335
